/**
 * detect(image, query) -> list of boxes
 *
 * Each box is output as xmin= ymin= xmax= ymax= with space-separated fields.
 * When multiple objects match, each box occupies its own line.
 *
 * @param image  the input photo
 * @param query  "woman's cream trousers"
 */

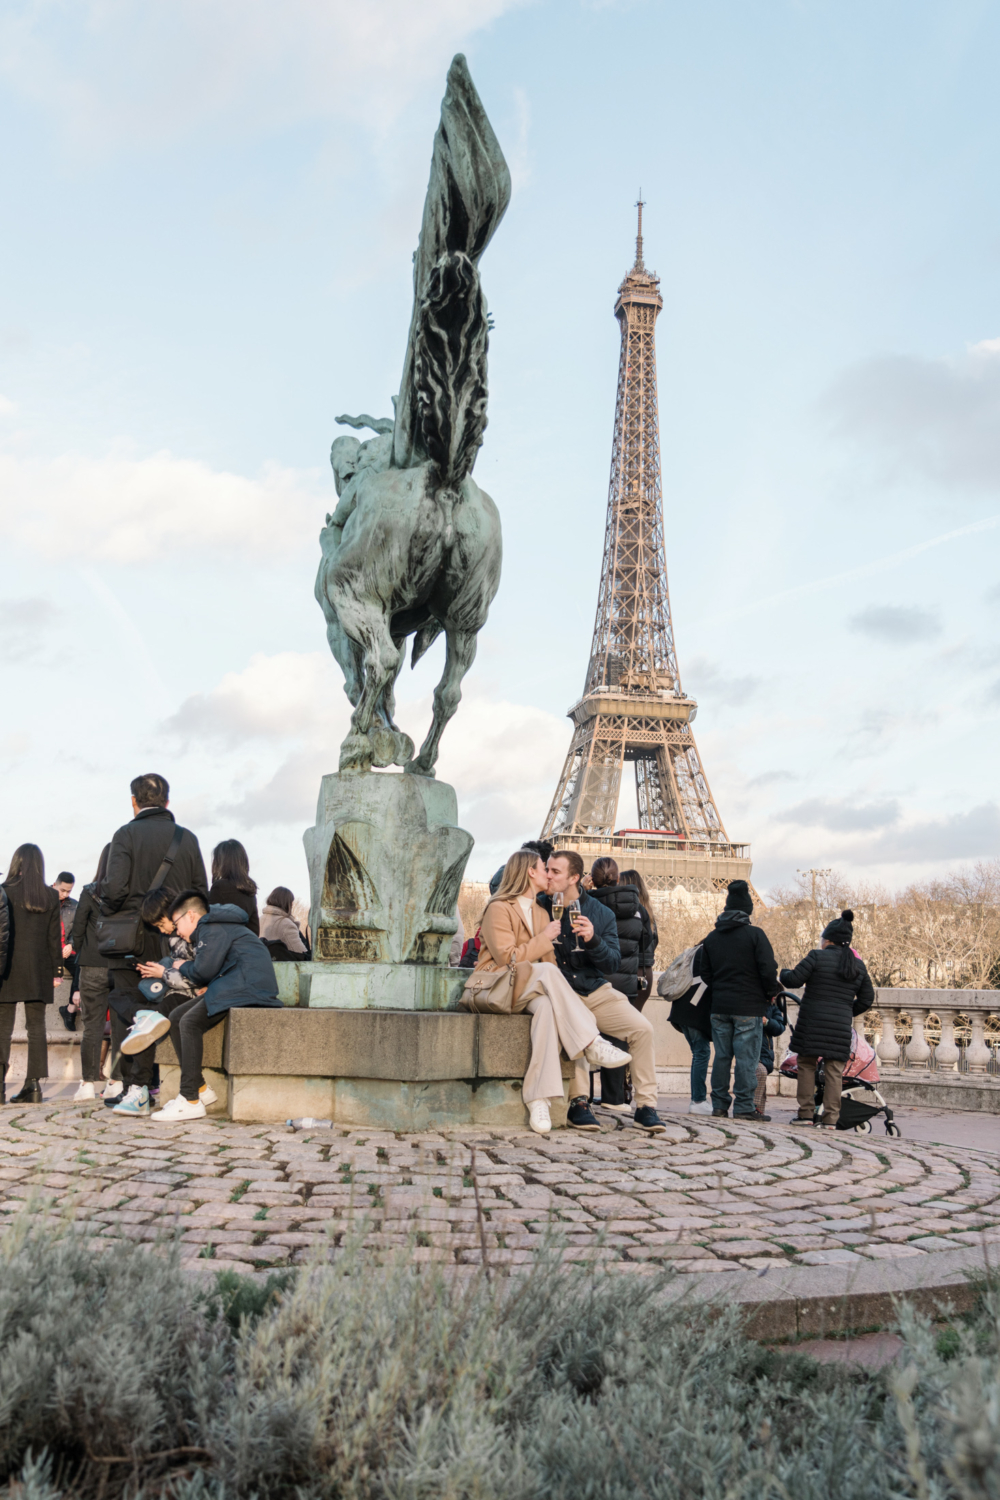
xmin=519 ymin=962 xmax=600 ymax=1103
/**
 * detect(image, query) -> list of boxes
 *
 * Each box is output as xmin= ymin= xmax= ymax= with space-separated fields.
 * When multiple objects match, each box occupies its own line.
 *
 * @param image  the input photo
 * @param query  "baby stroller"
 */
xmin=780 ymin=1026 xmax=901 ymax=1136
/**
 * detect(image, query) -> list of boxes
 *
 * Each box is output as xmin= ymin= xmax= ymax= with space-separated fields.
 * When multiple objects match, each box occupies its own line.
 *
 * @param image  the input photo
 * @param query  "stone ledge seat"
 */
xmin=155 ymin=1007 xmax=571 ymax=1129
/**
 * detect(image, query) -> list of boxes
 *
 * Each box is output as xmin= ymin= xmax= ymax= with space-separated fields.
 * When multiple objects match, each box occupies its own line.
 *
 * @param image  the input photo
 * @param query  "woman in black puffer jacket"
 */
xmin=781 ymin=909 xmax=875 ymax=1130
xmin=587 ymin=858 xmax=642 ymax=1108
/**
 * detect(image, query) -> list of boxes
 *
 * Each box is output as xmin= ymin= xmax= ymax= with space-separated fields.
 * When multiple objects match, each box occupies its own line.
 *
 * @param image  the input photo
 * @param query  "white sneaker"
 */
xmin=688 ymin=1099 xmax=714 ymax=1115
xmin=73 ymin=1082 xmax=96 ymax=1102
xmin=199 ymin=1084 xmax=218 ymax=1106
xmin=120 ymin=1010 xmax=172 ymax=1055
xmin=102 ymin=1080 xmax=124 ymax=1102
xmin=528 ymin=1100 xmax=551 ymax=1134
xmin=152 ymin=1096 xmax=206 ymax=1122
xmin=583 ymin=1038 xmax=632 ymax=1069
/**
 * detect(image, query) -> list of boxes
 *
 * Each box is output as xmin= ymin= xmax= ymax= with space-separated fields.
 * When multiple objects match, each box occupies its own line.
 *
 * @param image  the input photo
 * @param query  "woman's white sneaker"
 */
xmin=73 ymin=1082 xmax=97 ymax=1102
xmin=152 ymin=1096 xmax=206 ymax=1122
xmin=528 ymin=1100 xmax=552 ymax=1134
xmin=583 ymin=1038 xmax=632 ymax=1069
xmin=199 ymin=1084 xmax=218 ymax=1106
xmin=688 ymin=1099 xmax=713 ymax=1115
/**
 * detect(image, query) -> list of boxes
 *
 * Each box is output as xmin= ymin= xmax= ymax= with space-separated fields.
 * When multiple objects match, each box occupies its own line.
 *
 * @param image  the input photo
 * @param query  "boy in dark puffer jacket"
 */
xmin=780 ymin=909 xmax=875 ymax=1129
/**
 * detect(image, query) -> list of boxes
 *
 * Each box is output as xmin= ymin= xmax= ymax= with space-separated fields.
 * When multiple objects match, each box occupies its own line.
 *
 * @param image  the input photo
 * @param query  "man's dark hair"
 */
xmin=141 ymin=887 xmax=175 ymax=927
xmin=131 ymin=773 xmax=170 ymax=809
xmin=55 ymin=871 xmax=75 ymax=886
xmin=521 ymin=839 xmax=554 ymax=863
xmin=552 ymin=849 xmax=584 ymax=882
xmin=169 ymin=888 xmax=209 ymax=921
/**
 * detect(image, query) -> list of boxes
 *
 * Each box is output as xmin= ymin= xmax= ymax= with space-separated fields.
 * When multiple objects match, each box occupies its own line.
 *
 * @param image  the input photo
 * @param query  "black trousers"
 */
xmin=0 ymin=1003 xmax=49 ymax=1080
xmin=169 ymin=997 xmax=224 ymax=1101
xmin=79 ymin=966 xmax=110 ymax=1082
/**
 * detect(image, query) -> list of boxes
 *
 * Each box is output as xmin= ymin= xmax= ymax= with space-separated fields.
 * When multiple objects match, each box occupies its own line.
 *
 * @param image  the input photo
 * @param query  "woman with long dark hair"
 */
xmin=0 ymin=844 xmax=61 ymax=1103
xmin=780 ymin=909 xmax=875 ymax=1129
xmin=68 ymin=844 xmax=112 ymax=1102
xmin=260 ymin=887 xmax=309 ymax=958
xmin=208 ymin=839 xmax=259 ymax=934
xmin=619 ymin=868 xmax=658 ymax=1010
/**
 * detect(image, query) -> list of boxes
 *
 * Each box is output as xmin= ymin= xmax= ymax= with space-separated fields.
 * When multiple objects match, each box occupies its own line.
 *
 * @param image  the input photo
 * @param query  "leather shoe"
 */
xmin=10 ymin=1080 xmax=42 ymax=1105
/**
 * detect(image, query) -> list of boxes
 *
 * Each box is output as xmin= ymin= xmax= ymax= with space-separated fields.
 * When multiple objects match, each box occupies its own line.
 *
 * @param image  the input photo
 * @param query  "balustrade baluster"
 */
xmin=906 ymin=1008 xmax=932 ymax=1070
xmin=933 ymin=1009 xmax=960 ymax=1072
xmin=875 ymin=1005 xmax=901 ymax=1071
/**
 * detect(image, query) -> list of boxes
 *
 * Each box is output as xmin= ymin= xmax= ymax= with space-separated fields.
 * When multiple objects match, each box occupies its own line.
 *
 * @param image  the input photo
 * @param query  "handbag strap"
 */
xmin=146 ymin=824 xmax=185 ymax=897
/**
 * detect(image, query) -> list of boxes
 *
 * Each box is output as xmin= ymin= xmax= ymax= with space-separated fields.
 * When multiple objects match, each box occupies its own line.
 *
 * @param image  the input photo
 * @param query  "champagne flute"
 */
xmin=551 ymin=888 xmax=565 ymax=940
xmin=568 ymin=898 xmax=584 ymax=951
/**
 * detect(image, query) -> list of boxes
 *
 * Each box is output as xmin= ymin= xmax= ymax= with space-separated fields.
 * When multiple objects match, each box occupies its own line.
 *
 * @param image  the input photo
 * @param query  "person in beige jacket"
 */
xmin=473 ymin=850 xmax=631 ymax=1134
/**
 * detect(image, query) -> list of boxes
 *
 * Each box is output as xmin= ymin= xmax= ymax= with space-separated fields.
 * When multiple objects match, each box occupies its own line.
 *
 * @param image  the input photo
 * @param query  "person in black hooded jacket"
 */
xmin=781 ymin=909 xmax=875 ymax=1129
xmin=587 ymin=858 xmax=642 ymax=1109
xmin=701 ymin=879 xmax=780 ymax=1121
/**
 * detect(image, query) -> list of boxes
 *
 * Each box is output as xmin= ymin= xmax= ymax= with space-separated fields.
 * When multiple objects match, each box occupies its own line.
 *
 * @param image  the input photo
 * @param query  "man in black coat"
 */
xmin=101 ymin=773 xmax=208 ymax=1116
xmin=700 ymin=879 xmax=780 ymax=1122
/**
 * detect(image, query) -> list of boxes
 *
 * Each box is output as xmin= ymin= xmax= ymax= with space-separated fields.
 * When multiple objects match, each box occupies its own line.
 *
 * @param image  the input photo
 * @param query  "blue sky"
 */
xmin=1 ymin=0 xmax=999 ymax=901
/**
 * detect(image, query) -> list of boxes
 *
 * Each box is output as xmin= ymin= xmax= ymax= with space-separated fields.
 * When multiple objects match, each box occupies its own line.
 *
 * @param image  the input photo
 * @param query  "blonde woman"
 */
xmin=473 ymin=850 xmax=631 ymax=1134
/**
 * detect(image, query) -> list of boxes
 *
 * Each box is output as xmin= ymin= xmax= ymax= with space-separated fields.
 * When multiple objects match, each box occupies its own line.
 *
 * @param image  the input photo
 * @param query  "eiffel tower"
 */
xmin=541 ymin=202 xmax=753 ymax=895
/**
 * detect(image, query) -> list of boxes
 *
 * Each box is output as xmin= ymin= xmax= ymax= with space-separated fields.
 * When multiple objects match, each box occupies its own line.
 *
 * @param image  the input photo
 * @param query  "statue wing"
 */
xmin=393 ymin=53 xmax=511 ymax=480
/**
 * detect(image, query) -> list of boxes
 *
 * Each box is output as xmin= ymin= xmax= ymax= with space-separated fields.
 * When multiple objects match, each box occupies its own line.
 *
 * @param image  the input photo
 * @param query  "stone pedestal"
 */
xmin=302 ymin=771 xmax=473 ymax=1010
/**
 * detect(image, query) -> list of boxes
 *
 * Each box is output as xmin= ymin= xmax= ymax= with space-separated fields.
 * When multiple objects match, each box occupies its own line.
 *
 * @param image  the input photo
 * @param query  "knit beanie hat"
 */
xmin=724 ymin=879 xmax=753 ymax=915
xmin=822 ymin=909 xmax=854 ymax=944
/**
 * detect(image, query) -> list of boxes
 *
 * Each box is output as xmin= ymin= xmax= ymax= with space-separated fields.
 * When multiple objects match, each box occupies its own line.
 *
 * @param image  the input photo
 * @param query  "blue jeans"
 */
xmin=683 ymin=1025 xmax=711 ymax=1102
xmin=711 ymin=1015 xmax=764 ymax=1116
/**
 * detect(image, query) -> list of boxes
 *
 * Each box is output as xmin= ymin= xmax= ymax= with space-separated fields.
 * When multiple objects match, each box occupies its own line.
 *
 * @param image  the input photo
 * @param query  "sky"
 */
xmin=1 ymin=0 xmax=999 ymax=904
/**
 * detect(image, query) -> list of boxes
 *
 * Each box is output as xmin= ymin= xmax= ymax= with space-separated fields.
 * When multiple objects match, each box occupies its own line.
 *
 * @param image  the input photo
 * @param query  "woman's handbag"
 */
xmin=460 ymin=960 xmax=519 ymax=1014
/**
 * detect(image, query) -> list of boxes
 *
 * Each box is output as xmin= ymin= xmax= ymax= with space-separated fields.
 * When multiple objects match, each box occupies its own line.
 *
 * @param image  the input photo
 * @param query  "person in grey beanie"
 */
xmin=700 ymin=879 xmax=781 ymax=1121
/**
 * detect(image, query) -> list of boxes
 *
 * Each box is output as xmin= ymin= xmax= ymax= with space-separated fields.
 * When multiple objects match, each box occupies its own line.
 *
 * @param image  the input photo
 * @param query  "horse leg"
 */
xmin=407 ymin=627 xmax=477 ymax=778
xmin=338 ymin=605 xmax=402 ymax=771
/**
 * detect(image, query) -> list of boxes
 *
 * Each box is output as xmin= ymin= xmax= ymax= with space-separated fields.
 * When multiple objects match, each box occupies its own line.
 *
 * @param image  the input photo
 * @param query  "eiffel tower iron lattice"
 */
xmin=541 ymin=203 xmax=752 ymax=895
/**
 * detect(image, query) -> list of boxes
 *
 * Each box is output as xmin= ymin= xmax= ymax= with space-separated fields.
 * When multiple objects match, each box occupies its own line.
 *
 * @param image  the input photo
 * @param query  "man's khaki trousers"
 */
xmin=572 ymin=983 xmax=658 ymax=1108
xmin=519 ymin=965 xmax=600 ymax=1103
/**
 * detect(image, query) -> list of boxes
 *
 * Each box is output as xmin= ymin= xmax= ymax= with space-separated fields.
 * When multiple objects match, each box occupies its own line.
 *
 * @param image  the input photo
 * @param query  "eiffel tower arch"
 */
xmin=541 ymin=203 xmax=754 ymax=898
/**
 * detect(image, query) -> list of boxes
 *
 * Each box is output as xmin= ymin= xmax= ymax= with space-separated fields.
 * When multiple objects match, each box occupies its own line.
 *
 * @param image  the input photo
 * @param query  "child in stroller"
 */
xmin=780 ymin=1025 xmax=901 ymax=1136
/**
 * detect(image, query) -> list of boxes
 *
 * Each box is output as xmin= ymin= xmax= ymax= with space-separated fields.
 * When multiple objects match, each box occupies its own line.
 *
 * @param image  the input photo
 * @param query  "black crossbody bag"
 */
xmin=95 ymin=825 xmax=185 ymax=958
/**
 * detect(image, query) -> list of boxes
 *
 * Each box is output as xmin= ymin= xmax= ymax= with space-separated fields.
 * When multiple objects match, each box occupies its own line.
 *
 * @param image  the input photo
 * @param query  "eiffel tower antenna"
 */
xmin=541 ymin=209 xmax=753 ymax=896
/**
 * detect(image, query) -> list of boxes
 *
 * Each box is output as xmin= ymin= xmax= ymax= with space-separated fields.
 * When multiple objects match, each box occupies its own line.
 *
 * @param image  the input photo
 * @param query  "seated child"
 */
xmin=152 ymin=889 xmax=282 ymax=1122
xmin=117 ymin=887 xmax=200 ymax=1059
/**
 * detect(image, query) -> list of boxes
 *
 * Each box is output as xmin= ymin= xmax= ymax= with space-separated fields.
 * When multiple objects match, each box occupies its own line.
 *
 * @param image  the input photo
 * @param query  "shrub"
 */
xmin=4 ymin=1216 xmax=1000 ymax=1498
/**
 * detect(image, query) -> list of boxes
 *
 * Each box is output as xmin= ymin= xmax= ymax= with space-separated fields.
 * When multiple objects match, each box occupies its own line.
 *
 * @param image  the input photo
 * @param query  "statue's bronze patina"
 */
xmin=315 ymin=54 xmax=509 ymax=777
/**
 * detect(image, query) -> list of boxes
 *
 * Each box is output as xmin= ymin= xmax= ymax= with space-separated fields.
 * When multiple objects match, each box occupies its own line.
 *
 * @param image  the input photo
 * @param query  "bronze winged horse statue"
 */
xmin=315 ymin=55 xmax=509 ymax=777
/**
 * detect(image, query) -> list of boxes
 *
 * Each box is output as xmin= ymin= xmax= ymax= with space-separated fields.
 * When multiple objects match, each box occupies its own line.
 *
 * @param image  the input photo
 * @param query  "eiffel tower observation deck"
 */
xmin=541 ymin=203 xmax=753 ymax=896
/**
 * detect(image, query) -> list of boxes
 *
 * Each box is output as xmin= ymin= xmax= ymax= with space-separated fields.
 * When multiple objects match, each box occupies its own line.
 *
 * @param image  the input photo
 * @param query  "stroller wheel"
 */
xmin=854 ymin=1120 xmax=873 ymax=1134
xmin=885 ymin=1121 xmax=902 ymax=1138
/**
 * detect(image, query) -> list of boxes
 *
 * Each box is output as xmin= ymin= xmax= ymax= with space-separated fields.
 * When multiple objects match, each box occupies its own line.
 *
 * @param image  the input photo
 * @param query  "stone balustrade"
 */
xmin=869 ymin=988 xmax=998 ymax=1075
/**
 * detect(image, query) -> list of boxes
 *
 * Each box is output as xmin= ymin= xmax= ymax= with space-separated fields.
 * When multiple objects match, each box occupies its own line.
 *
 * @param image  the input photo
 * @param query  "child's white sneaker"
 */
xmin=121 ymin=1010 xmax=171 ymax=1054
xmin=152 ymin=1096 xmax=206 ymax=1122
xmin=73 ymin=1082 xmax=96 ymax=1102
xmin=528 ymin=1100 xmax=551 ymax=1134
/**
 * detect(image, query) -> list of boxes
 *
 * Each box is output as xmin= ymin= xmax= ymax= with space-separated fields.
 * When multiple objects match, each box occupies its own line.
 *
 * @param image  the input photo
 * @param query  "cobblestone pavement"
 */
xmin=2 ymin=1100 xmax=1000 ymax=1278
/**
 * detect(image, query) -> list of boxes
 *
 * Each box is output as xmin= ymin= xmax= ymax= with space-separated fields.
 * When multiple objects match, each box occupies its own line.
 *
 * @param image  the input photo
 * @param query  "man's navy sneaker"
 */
xmin=567 ymin=1098 xmax=601 ymax=1132
xmin=633 ymin=1106 xmax=666 ymax=1134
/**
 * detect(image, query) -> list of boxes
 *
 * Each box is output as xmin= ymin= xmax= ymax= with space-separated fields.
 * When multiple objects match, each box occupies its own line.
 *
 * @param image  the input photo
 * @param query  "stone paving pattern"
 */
xmin=2 ymin=1102 xmax=1000 ymax=1278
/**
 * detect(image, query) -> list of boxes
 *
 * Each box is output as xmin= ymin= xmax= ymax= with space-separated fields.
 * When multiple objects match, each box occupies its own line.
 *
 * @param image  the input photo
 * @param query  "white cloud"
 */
xmin=0 ymin=596 xmax=61 ymax=663
xmin=0 ymin=446 xmax=325 ymax=563
xmin=166 ymin=651 xmax=345 ymax=747
xmin=849 ymin=605 xmax=942 ymax=644
xmin=824 ymin=337 xmax=1000 ymax=494
xmin=0 ymin=0 xmax=527 ymax=152
xmin=0 ymin=394 xmax=16 ymax=418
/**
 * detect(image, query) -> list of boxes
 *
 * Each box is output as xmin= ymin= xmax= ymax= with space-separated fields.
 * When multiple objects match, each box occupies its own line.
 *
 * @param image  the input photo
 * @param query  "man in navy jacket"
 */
xmin=149 ymin=890 xmax=281 ymax=1122
xmin=540 ymin=851 xmax=665 ymax=1135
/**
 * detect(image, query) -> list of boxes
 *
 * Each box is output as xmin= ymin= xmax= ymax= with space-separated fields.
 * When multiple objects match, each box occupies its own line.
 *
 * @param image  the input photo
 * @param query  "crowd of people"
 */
xmin=0 ymin=777 xmax=875 ymax=1136
xmin=0 ymin=773 xmax=308 ymax=1117
xmin=465 ymin=844 xmax=875 ymax=1135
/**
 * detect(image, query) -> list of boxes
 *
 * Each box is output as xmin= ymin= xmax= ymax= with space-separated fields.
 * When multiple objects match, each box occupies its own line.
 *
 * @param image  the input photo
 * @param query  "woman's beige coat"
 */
xmin=474 ymin=894 xmax=555 ymax=1003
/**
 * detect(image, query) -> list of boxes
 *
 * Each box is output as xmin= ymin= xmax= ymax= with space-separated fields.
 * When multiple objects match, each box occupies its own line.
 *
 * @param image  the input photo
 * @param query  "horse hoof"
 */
xmin=339 ymin=733 xmax=373 ymax=772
